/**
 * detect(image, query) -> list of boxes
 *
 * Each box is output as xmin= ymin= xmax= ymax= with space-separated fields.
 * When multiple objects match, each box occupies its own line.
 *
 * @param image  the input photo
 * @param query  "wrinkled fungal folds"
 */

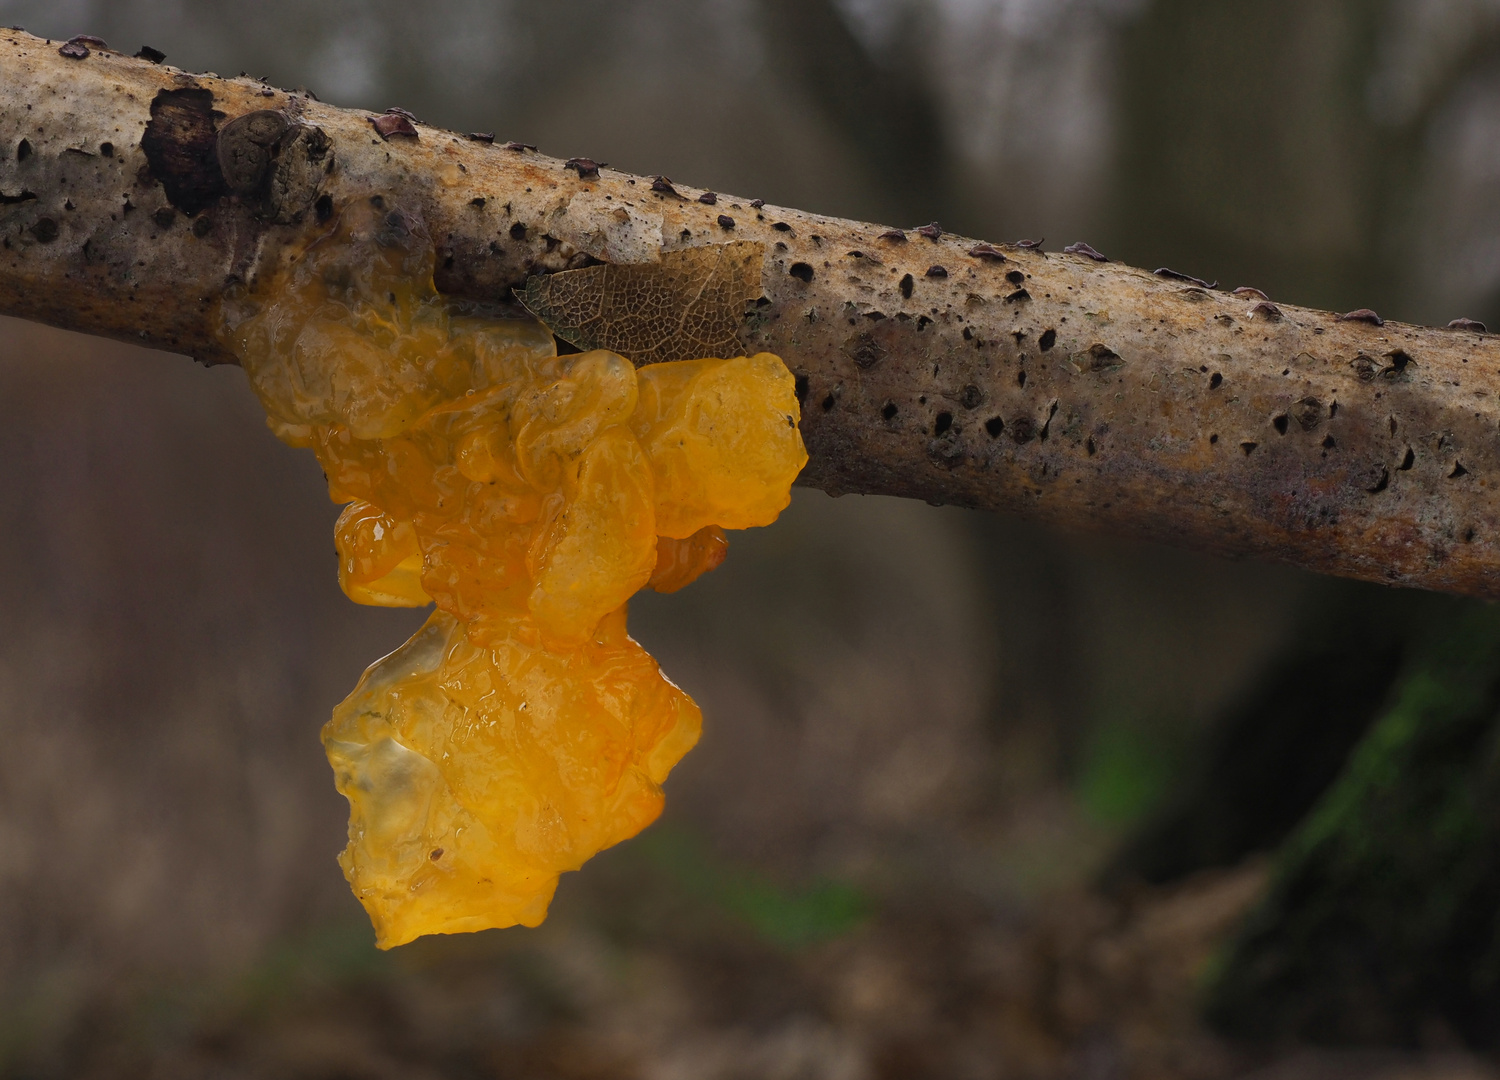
xmin=218 ymin=199 xmax=805 ymax=948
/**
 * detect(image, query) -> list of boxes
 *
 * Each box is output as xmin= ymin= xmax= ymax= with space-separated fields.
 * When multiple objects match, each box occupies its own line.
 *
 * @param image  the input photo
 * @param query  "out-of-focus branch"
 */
xmin=6 ymin=28 xmax=1500 ymax=598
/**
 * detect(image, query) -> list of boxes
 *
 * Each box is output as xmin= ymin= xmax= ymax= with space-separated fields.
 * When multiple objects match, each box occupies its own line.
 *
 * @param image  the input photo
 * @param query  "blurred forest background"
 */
xmin=5 ymin=1 xmax=1500 ymax=1077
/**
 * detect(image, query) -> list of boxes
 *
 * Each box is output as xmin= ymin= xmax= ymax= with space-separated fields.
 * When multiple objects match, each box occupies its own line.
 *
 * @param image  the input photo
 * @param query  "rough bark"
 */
xmin=6 ymin=29 xmax=1500 ymax=597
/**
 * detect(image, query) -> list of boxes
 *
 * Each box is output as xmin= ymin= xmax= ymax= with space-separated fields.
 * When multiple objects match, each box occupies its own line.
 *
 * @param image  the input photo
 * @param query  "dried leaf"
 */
xmin=519 ymin=242 xmax=765 ymax=366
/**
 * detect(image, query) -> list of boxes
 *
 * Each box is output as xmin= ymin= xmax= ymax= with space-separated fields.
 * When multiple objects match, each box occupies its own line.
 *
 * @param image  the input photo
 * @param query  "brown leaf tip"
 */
xmin=1062 ymin=241 xmax=1107 ymax=261
xmin=969 ymin=243 xmax=1007 ymax=262
xmin=915 ymin=222 xmax=942 ymax=240
xmin=564 ymin=157 xmax=603 ymax=179
xmin=1448 ymin=318 xmax=1487 ymax=332
xmin=1338 ymin=308 xmax=1384 ymax=326
xmin=371 ymin=112 xmax=418 ymax=139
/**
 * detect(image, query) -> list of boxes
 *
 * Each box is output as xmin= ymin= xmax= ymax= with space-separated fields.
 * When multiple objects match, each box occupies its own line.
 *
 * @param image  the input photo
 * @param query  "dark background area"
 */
xmin=5 ymin=1 xmax=1500 ymax=1076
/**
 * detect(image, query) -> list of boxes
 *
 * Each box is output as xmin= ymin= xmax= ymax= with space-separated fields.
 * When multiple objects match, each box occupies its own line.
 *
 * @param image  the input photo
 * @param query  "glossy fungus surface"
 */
xmin=218 ymin=199 xmax=806 ymax=947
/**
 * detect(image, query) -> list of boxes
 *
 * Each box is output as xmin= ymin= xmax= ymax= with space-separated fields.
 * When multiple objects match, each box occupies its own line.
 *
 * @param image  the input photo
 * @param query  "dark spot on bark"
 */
xmin=29 ymin=217 xmax=58 ymax=242
xmin=1039 ymin=400 xmax=1058 ymax=440
xmin=821 ymin=394 xmax=836 ymax=412
xmin=916 ymin=316 xmax=932 ymax=330
xmin=1017 ymin=370 xmax=1027 ymax=388
xmin=1016 ymin=238 xmax=1045 ymax=251
xmin=1233 ymin=286 xmax=1269 ymax=300
xmin=879 ymin=229 xmax=907 ymax=242
xmin=135 ymin=45 xmax=166 ymax=63
xmin=99 ymin=141 xmax=113 ymax=158
xmin=430 ymin=848 xmax=443 ymax=861
xmin=925 ymin=265 xmax=947 ymax=278
xmin=1465 ymin=528 xmax=1477 ymax=543
xmin=916 ymin=222 xmax=942 ymax=240
xmin=1010 ymin=415 xmax=1037 ymax=443
xmin=1450 ymin=461 xmax=1469 ymax=478
xmin=58 ymin=38 xmax=90 ymax=59
xmin=141 ymin=87 xmax=229 ymax=215
xmin=1039 ymin=328 xmax=1056 ymax=351
xmin=969 ymin=243 xmax=1006 ymax=261
xmin=1329 ymin=401 xmax=1339 ymax=418
xmin=1351 ymin=354 xmax=1380 ymax=381
xmin=192 ymin=215 xmax=212 ymax=237
xmin=962 ymin=326 xmax=973 ymax=341
xmin=502 ymin=141 xmax=537 ymax=152
xmin=843 ymin=331 xmax=887 ymax=370
xmin=1384 ymin=348 xmax=1413 ymax=375
xmin=1241 ymin=441 xmax=1258 ymax=455
xmin=1251 ymin=301 xmax=1283 ymax=322
xmin=16 ymin=138 xmax=31 ymax=162
xmin=564 ymin=157 xmax=602 ymax=178
xmin=216 ymin=109 xmax=289 ymax=196
xmin=1006 ymin=289 xmax=1031 ymax=303
xmin=1063 ymin=241 xmax=1107 ymax=261
xmin=751 ymin=199 xmax=765 ymax=209
xmin=793 ymin=374 xmax=808 ymax=403
xmin=1367 ymin=465 xmax=1390 ymax=492
xmin=1272 ymin=414 xmax=1289 ymax=435
xmin=986 ymin=417 xmax=1005 ymax=437
xmin=152 ymin=206 xmax=176 ymax=229
xmin=1448 ymin=318 xmax=1486 ymax=332
xmin=898 ymin=273 xmax=914 ymax=299
xmin=1338 ymin=308 xmax=1384 ymax=326
xmin=1399 ymin=447 xmax=1415 ymax=471
xmin=717 ymin=214 xmax=735 ymax=230
xmin=312 ymin=193 xmax=333 ymax=223
xmin=468 ymin=132 xmax=495 ymax=143
xmin=772 ymin=222 xmax=793 ymax=232
xmin=698 ymin=191 xmax=717 ymax=205
xmin=0 ymin=189 xmax=36 ymax=205
xmin=1210 ymin=434 xmax=1219 ymax=444
xmin=934 ymin=412 xmax=953 ymax=435
xmin=1004 ymin=269 xmax=1025 ymax=286
xmin=789 ymin=262 xmax=814 ymax=282
xmin=651 ymin=176 xmax=681 ymax=198
xmin=470 ymin=196 xmax=486 ymax=208
xmin=1087 ymin=435 xmax=1098 ymax=454
xmin=510 ymin=221 xmax=527 ymax=240
xmin=882 ymin=401 xmax=898 ymax=421
xmin=1209 ymin=372 xmax=1223 ymax=389
xmin=961 ymin=385 xmax=983 ymax=409
xmin=372 ymin=112 xmax=418 ymax=140
xmin=1322 ymin=435 xmax=1337 ymax=449
xmin=1293 ymin=397 xmax=1322 ymax=431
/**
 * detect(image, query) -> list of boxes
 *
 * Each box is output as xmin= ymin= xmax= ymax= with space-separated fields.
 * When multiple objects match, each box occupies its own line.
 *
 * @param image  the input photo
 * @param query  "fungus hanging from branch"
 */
xmin=216 ymin=198 xmax=807 ymax=948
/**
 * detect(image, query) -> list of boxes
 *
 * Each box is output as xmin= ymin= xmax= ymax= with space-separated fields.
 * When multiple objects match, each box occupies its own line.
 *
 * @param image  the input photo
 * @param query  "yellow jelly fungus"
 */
xmin=217 ymin=199 xmax=806 ymax=947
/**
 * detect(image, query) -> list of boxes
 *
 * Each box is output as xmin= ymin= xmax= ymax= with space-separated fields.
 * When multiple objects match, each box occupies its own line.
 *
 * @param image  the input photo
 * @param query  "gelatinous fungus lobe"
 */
xmin=217 ymin=199 xmax=807 ymax=948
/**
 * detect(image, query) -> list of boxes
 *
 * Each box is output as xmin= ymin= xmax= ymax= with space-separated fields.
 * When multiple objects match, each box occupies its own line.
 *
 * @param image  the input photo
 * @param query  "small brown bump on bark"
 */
xmin=1448 ymin=318 xmax=1487 ymax=332
xmin=899 ymin=273 xmax=914 ymax=299
xmin=1233 ymin=286 xmax=1269 ymax=300
xmin=1338 ymin=308 xmax=1384 ymax=326
xmin=216 ymin=109 xmax=288 ymax=195
xmin=1038 ymin=328 xmax=1056 ymax=351
xmin=29 ymin=217 xmax=58 ymax=242
xmin=152 ymin=206 xmax=175 ymax=229
xmin=1062 ymin=241 xmax=1107 ymax=261
xmin=969 ymin=243 xmax=1006 ymax=261
xmin=651 ymin=176 xmax=682 ymax=197
xmin=1292 ymin=397 xmax=1323 ymax=431
xmin=58 ymin=39 xmax=91 ymax=59
xmin=1016 ymin=238 xmax=1045 ymax=251
xmin=717 ymin=214 xmax=735 ymax=230
xmin=1009 ymin=415 xmax=1037 ymax=443
xmin=140 ymin=87 xmax=228 ymax=215
xmin=372 ymin=112 xmax=418 ymax=139
xmin=1005 ymin=269 xmax=1025 ymax=285
xmin=468 ymin=132 xmax=494 ymax=143
xmin=1005 ymin=289 xmax=1031 ymax=303
xmin=925 ymin=265 xmax=947 ymax=278
xmin=878 ymin=229 xmax=907 ymax=242
xmin=772 ymin=221 xmax=793 ymax=233
xmin=698 ymin=191 xmax=718 ymax=205
xmin=1251 ymin=301 xmax=1283 ymax=322
xmin=501 ymin=141 xmax=536 ymax=152
xmin=750 ymin=199 xmax=765 ymax=209
xmin=134 ymin=44 xmax=166 ymax=63
xmin=916 ymin=222 xmax=942 ymax=240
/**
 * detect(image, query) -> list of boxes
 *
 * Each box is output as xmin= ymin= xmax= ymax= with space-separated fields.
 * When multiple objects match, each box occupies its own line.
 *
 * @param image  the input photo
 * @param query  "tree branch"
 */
xmin=5 ymin=28 xmax=1500 ymax=598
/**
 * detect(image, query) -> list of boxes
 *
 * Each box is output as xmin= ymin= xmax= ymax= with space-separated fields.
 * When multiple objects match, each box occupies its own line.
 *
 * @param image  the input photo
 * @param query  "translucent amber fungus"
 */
xmin=218 ymin=199 xmax=806 ymax=947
